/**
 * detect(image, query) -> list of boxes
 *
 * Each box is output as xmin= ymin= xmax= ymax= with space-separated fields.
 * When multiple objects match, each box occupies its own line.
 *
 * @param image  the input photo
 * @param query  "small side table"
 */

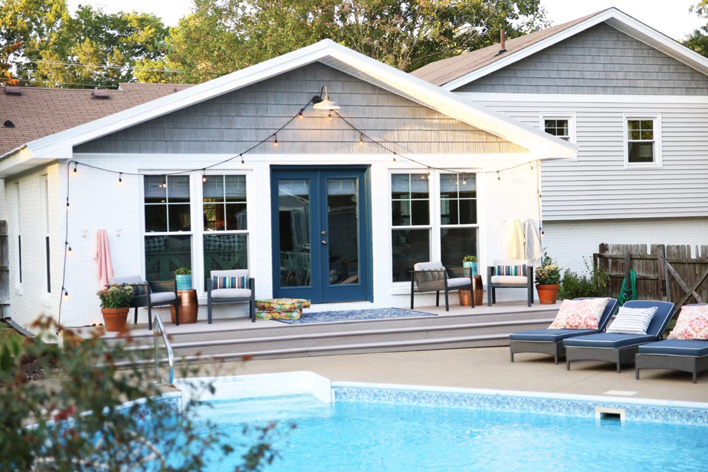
xmin=171 ymin=289 xmax=198 ymax=324
xmin=472 ymin=275 xmax=484 ymax=307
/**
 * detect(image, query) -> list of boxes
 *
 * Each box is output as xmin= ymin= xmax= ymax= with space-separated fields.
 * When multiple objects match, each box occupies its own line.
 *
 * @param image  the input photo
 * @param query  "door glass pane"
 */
xmin=327 ymin=178 xmax=359 ymax=285
xmin=279 ymin=180 xmax=311 ymax=287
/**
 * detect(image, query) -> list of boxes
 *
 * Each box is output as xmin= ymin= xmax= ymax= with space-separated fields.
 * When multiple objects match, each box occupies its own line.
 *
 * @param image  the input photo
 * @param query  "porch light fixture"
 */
xmin=313 ymin=86 xmax=341 ymax=112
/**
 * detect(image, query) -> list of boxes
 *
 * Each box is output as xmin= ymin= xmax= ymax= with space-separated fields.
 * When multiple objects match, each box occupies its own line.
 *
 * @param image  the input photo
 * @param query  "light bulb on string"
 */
xmin=497 ymin=171 xmax=501 ymax=181
xmin=72 ymin=163 xmax=78 ymax=174
xmin=63 ymin=289 xmax=69 ymax=300
xmin=118 ymin=173 xmax=123 ymax=185
xmin=392 ymin=153 xmax=397 ymax=163
xmin=328 ymin=112 xmax=332 ymax=121
xmin=297 ymin=111 xmax=303 ymax=119
xmin=67 ymin=242 xmax=72 ymax=253
xmin=273 ymin=134 xmax=279 ymax=148
xmin=462 ymin=173 xmax=467 ymax=185
xmin=359 ymin=134 xmax=364 ymax=146
xmin=202 ymin=169 xmax=207 ymax=183
xmin=240 ymin=154 xmax=245 ymax=165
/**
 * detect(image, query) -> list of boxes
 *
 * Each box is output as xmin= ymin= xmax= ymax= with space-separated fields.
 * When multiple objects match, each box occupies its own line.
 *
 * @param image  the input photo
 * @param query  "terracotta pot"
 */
xmin=536 ymin=284 xmax=560 ymax=305
xmin=101 ymin=307 xmax=130 ymax=332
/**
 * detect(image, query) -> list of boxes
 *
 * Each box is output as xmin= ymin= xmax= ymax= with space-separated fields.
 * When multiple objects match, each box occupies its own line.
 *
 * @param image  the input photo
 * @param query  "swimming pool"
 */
xmin=173 ymin=373 xmax=708 ymax=471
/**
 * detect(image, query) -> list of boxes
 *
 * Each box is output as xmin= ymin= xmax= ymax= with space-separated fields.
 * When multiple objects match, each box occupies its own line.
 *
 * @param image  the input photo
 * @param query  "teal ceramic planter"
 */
xmin=463 ymin=261 xmax=478 ymax=276
xmin=175 ymin=274 xmax=192 ymax=290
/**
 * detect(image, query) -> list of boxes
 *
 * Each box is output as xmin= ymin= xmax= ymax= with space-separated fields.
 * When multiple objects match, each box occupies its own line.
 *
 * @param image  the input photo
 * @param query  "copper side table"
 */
xmin=171 ymin=289 xmax=198 ymax=324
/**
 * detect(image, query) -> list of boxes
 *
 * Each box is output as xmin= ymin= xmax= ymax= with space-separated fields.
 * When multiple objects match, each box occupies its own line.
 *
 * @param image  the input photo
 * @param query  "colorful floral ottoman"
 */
xmin=256 ymin=298 xmax=311 ymax=320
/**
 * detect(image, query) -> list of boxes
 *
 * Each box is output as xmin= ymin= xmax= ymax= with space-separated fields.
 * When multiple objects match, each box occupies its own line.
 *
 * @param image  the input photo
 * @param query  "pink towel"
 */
xmin=94 ymin=229 xmax=114 ymax=287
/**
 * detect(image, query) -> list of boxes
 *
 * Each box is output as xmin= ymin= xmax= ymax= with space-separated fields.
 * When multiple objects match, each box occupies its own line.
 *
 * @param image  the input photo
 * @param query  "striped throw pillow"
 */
xmin=213 ymin=276 xmax=248 ymax=289
xmin=606 ymin=306 xmax=658 ymax=335
xmin=496 ymin=264 xmax=525 ymax=276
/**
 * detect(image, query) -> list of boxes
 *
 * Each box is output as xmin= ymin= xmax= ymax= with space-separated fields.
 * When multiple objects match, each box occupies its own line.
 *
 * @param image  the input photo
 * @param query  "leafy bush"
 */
xmin=176 ymin=267 xmax=192 ymax=275
xmin=462 ymin=255 xmax=477 ymax=263
xmin=559 ymin=259 xmax=610 ymax=300
xmin=96 ymin=284 xmax=134 ymax=308
xmin=534 ymin=256 xmax=561 ymax=285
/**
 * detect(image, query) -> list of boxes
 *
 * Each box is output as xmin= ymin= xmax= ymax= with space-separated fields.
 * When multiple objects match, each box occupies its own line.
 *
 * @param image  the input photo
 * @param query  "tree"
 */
xmin=685 ymin=1 xmax=708 ymax=57
xmin=0 ymin=0 xmax=170 ymax=88
xmin=159 ymin=0 xmax=548 ymax=83
xmin=0 ymin=317 xmax=277 ymax=471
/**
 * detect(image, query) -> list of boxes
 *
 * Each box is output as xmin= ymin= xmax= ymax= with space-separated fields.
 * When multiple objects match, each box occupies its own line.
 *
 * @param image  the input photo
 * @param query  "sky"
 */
xmin=67 ymin=0 xmax=705 ymax=41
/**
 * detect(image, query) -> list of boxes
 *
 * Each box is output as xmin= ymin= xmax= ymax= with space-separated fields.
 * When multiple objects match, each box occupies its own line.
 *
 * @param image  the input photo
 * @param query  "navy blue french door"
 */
xmin=271 ymin=167 xmax=371 ymax=303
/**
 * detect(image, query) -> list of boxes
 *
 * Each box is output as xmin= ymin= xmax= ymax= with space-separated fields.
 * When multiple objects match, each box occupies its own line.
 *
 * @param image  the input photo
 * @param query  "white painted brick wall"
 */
xmin=544 ymin=218 xmax=708 ymax=277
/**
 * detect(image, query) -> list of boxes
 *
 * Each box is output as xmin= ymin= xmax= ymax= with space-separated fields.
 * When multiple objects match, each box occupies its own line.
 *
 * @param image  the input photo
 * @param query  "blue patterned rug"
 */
xmin=273 ymin=307 xmax=436 ymax=324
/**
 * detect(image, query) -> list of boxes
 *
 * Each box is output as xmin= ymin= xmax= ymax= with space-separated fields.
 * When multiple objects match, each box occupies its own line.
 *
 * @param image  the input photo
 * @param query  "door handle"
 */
xmin=322 ymin=240 xmax=327 ymax=245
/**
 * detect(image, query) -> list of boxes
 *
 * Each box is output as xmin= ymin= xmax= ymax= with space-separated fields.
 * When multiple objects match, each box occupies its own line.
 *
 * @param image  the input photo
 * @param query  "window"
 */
xmin=626 ymin=117 xmax=660 ymax=165
xmin=391 ymin=174 xmax=430 ymax=282
xmin=540 ymin=114 xmax=575 ymax=143
xmin=144 ymin=175 xmax=192 ymax=282
xmin=202 ymin=175 xmax=248 ymax=288
xmin=440 ymin=174 xmax=478 ymax=270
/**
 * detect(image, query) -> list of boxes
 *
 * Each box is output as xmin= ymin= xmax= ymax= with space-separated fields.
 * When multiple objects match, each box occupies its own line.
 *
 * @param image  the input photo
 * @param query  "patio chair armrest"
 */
xmin=487 ymin=266 xmax=496 ymax=277
xmin=148 ymin=280 xmax=176 ymax=293
xmin=248 ymin=278 xmax=255 ymax=297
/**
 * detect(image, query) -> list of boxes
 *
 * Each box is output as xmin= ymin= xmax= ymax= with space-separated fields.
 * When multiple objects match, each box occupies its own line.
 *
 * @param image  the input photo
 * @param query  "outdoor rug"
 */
xmin=273 ymin=307 xmax=437 ymax=325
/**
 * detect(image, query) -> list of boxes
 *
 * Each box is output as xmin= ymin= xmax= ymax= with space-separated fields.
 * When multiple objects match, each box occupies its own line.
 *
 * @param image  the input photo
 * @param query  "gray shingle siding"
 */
xmin=457 ymin=23 xmax=708 ymax=95
xmin=75 ymin=63 xmax=527 ymax=155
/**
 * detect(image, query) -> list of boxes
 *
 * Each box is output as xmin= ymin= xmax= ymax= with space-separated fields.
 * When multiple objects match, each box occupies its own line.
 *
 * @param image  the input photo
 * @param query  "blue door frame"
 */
xmin=271 ymin=166 xmax=372 ymax=303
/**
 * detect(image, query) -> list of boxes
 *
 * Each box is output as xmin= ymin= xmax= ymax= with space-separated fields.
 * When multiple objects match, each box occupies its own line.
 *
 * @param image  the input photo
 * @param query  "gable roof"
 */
xmin=0 ymin=83 xmax=188 ymax=157
xmin=0 ymin=39 xmax=575 ymax=177
xmin=412 ymin=7 xmax=708 ymax=91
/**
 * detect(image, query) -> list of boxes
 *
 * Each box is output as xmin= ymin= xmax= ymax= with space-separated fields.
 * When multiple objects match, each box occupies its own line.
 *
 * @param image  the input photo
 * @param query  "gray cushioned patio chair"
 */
xmin=564 ymin=300 xmax=675 ymax=373
xmin=206 ymin=269 xmax=255 ymax=323
xmin=109 ymin=275 xmax=179 ymax=331
xmin=510 ymin=298 xmax=619 ymax=364
xmin=410 ymin=261 xmax=474 ymax=312
xmin=635 ymin=304 xmax=708 ymax=383
xmin=487 ymin=259 xmax=533 ymax=307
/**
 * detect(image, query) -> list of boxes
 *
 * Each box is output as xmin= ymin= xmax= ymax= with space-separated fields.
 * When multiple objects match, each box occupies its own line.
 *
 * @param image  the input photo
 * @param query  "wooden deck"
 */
xmin=100 ymin=301 xmax=559 ymax=363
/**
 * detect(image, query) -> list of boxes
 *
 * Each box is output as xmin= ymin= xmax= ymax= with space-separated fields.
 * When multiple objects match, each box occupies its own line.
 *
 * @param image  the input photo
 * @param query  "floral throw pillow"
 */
xmin=667 ymin=305 xmax=708 ymax=340
xmin=548 ymin=298 xmax=610 ymax=330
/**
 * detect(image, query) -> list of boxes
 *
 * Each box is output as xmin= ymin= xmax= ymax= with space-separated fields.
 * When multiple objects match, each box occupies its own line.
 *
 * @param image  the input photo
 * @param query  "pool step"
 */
xmin=111 ymin=308 xmax=556 ymax=362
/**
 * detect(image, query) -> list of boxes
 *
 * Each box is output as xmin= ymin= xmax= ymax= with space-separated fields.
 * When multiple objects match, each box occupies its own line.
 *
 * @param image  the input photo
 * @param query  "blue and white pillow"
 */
xmin=606 ymin=306 xmax=658 ymax=335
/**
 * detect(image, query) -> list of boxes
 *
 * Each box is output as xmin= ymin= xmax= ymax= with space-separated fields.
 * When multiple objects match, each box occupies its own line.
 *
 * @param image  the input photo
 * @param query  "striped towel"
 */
xmin=94 ymin=229 xmax=114 ymax=288
xmin=523 ymin=218 xmax=543 ymax=264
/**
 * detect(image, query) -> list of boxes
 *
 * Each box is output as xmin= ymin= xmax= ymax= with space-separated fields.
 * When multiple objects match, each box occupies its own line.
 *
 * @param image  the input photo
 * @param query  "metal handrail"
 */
xmin=153 ymin=315 xmax=174 ymax=386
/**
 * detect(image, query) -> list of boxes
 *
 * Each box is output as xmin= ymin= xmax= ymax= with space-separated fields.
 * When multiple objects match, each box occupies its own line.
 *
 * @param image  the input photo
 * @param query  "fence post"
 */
xmin=659 ymin=245 xmax=670 ymax=303
xmin=623 ymin=252 xmax=631 ymax=294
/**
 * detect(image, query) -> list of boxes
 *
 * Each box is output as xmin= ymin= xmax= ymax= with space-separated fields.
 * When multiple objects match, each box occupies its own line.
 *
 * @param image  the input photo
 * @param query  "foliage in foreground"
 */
xmin=558 ymin=259 xmax=610 ymax=300
xmin=0 ymin=317 xmax=277 ymax=472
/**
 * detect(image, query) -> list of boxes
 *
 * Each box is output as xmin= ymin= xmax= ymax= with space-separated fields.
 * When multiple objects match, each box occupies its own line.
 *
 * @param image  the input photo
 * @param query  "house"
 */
xmin=0 ymin=40 xmax=573 ymax=330
xmin=413 ymin=8 xmax=708 ymax=276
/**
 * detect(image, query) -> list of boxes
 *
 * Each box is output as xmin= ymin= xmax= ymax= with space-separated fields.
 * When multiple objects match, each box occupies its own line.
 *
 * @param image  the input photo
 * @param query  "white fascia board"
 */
xmin=0 ymin=147 xmax=53 ymax=179
xmin=458 ymin=92 xmax=708 ymax=103
xmin=326 ymin=44 xmax=576 ymax=159
xmin=443 ymin=8 xmax=708 ymax=92
xmin=27 ymin=40 xmax=338 ymax=160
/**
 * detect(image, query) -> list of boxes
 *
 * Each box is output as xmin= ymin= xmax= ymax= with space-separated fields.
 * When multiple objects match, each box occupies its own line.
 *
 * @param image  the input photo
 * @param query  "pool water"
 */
xmin=185 ymin=394 xmax=708 ymax=472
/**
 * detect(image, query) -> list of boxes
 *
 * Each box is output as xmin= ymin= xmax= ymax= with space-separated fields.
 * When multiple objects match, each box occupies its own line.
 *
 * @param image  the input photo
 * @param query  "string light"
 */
xmin=202 ymin=169 xmax=207 ymax=182
xmin=240 ymin=154 xmax=245 ymax=165
xmin=359 ymin=134 xmax=364 ymax=146
xmin=497 ymin=171 xmax=501 ymax=181
xmin=118 ymin=173 xmax=123 ymax=185
xmin=297 ymin=111 xmax=303 ymax=119
xmin=63 ymin=289 xmax=69 ymax=300
xmin=462 ymin=172 xmax=468 ymax=185
xmin=72 ymin=163 xmax=78 ymax=174
xmin=328 ymin=112 xmax=332 ymax=121
xmin=392 ymin=153 xmax=397 ymax=163
xmin=67 ymin=242 xmax=72 ymax=253
xmin=273 ymin=134 xmax=279 ymax=148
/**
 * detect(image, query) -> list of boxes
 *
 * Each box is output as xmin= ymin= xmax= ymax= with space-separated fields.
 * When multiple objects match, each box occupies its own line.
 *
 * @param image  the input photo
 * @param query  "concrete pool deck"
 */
xmin=197 ymin=346 xmax=708 ymax=404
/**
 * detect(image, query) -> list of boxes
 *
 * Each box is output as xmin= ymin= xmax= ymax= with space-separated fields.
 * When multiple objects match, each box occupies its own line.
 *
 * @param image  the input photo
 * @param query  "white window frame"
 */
xmin=539 ymin=113 xmax=577 ymax=145
xmin=623 ymin=114 xmax=662 ymax=168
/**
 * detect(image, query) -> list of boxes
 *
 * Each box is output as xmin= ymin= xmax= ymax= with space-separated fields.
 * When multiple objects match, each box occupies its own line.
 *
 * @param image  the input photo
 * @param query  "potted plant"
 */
xmin=462 ymin=255 xmax=478 ymax=276
xmin=175 ymin=267 xmax=192 ymax=291
xmin=97 ymin=284 xmax=134 ymax=332
xmin=534 ymin=256 xmax=561 ymax=304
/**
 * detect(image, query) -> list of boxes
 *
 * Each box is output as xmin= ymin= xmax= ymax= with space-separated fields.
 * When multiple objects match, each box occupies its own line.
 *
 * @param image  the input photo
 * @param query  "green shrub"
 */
xmin=559 ymin=259 xmax=610 ymax=300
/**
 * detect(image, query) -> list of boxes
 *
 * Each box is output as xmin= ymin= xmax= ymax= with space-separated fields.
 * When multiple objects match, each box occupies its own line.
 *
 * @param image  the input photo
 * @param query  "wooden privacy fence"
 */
xmin=595 ymin=243 xmax=708 ymax=309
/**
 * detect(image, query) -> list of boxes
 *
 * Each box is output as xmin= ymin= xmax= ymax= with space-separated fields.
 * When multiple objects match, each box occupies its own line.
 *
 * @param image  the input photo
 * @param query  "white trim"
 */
xmin=622 ymin=114 xmax=662 ymax=168
xmin=459 ymin=92 xmax=708 ymax=104
xmin=539 ymin=113 xmax=577 ymax=147
xmin=444 ymin=8 xmax=708 ymax=91
xmin=7 ymin=40 xmax=574 ymax=168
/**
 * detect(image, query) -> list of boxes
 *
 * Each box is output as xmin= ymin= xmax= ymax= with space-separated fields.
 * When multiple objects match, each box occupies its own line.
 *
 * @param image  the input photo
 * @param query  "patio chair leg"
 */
xmin=444 ymin=289 xmax=449 ymax=311
xmin=510 ymin=352 xmax=514 ymax=362
xmin=693 ymin=371 xmax=697 ymax=384
xmin=147 ymin=304 xmax=152 ymax=331
xmin=554 ymin=353 xmax=559 ymax=365
xmin=208 ymin=301 xmax=212 ymax=324
xmin=566 ymin=360 xmax=571 ymax=371
xmin=175 ymin=302 xmax=179 ymax=326
xmin=134 ymin=307 xmax=138 ymax=325
xmin=635 ymin=368 xmax=640 ymax=380
xmin=435 ymin=291 xmax=440 ymax=307
xmin=410 ymin=277 xmax=415 ymax=310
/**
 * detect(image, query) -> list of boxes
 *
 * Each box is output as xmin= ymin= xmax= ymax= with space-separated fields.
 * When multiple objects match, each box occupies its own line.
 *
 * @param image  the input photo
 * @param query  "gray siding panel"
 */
xmin=76 ymin=63 xmax=527 ymax=155
xmin=458 ymin=23 xmax=708 ymax=95
xmin=471 ymin=98 xmax=708 ymax=221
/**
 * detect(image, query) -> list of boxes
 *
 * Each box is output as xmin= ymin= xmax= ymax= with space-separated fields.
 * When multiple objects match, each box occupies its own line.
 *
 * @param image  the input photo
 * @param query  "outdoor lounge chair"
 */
xmin=110 ymin=275 xmax=179 ymax=331
xmin=564 ymin=300 xmax=675 ymax=373
xmin=635 ymin=304 xmax=708 ymax=383
xmin=509 ymin=298 xmax=618 ymax=364
xmin=487 ymin=260 xmax=533 ymax=307
xmin=410 ymin=261 xmax=474 ymax=311
xmin=207 ymin=269 xmax=256 ymax=323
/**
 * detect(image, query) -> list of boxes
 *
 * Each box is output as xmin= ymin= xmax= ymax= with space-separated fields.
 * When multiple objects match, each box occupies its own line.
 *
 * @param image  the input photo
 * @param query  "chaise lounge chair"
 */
xmin=635 ymin=304 xmax=708 ymax=383
xmin=564 ymin=300 xmax=675 ymax=373
xmin=509 ymin=298 xmax=618 ymax=364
